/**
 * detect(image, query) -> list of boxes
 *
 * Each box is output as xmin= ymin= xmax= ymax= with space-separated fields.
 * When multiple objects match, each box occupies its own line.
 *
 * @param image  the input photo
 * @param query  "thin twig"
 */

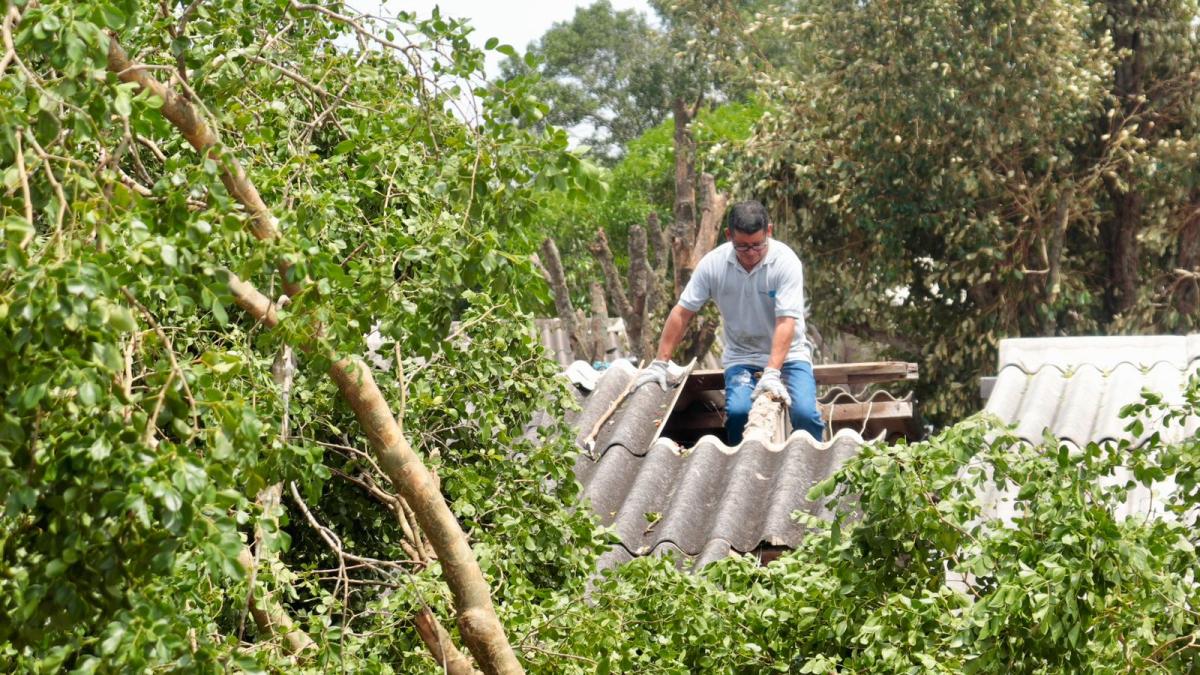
xmin=121 ymin=287 xmax=200 ymax=434
xmin=244 ymin=54 xmax=331 ymax=99
xmin=144 ymin=371 xmax=176 ymax=446
xmin=22 ymin=131 xmax=66 ymax=239
xmin=288 ymin=0 xmax=417 ymax=56
xmin=0 ymin=6 xmax=19 ymax=77
xmin=13 ymin=129 xmax=35 ymax=247
xmin=135 ymin=134 xmax=168 ymax=163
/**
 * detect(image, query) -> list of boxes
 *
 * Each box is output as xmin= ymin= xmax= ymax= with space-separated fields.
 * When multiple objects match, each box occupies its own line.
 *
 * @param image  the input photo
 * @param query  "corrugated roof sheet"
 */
xmin=536 ymin=317 xmax=630 ymax=367
xmin=566 ymin=360 xmax=867 ymax=570
xmin=984 ymin=334 xmax=1200 ymax=447
xmin=577 ymin=432 xmax=862 ymax=570
xmin=966 ymin=334 xmax=1200 ymax=533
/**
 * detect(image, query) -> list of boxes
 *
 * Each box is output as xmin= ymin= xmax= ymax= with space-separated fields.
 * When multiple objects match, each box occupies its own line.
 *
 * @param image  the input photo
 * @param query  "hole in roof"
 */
xmin=659 ymin=370 xmax=730 ymax=448
xmin=658 ymin=369 xmax=923 ymax=447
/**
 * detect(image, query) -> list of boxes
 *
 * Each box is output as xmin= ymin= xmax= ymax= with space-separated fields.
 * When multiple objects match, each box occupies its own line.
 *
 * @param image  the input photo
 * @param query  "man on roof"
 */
xmin=634 ymin=200 xmax=825 ymax=443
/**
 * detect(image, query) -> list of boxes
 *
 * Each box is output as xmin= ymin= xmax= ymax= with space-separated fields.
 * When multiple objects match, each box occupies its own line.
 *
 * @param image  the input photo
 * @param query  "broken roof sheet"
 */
xmin=984 ymin=334 xmax=1200 ymax=447
xmin=566 ymin=360 xmax=867 ymax=571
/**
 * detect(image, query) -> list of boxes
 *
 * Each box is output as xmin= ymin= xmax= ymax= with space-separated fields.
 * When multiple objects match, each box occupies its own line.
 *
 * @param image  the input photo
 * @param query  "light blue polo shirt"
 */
xmin=677 ymin=239 xmax=812 ymax=368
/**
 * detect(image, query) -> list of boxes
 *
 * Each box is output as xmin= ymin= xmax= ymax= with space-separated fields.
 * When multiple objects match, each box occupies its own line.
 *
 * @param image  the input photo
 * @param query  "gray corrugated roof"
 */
xmin=962 ymin=334 xmax=1200 ymax=540
xmin=566 ymin=360 xmax=867 ymax=570
xmin=576 ymin=433 xmax=862 ymax=569
xmin=984 ymin=334 xmax=1200 ymax=447
xmin=536 ymin=317 xmax=630 ymax=366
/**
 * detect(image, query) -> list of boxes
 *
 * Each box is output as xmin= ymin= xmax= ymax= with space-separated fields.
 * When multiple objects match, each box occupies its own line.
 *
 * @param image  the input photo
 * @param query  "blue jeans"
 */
xmin=725 ymin=361 xmax=824 ymax=444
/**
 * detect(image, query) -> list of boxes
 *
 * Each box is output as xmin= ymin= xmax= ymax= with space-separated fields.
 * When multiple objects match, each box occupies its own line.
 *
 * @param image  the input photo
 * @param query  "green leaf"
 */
xmin=108 ymin=305 xmax=136 ymax=332
xmin=99 ymin=624 xmax=125 ymax=655
xmin=45 ymin=559 xmax=67 ymax=578
xmin=78 ymin=380 xmax=100 ymax=407
xmin=114 ymin=87 xmax=132 ymax=117
xmin=99 ymin=3 xmax=127 ymax=29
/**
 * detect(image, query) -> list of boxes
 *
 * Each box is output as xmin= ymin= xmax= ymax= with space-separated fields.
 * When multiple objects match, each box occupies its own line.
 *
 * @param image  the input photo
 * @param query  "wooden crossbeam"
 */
xmin=688 ymin=361 xmax=918 ymax=390
xmin=665 ymin=401 xmax=915 ymax=433
xmin=819 ymin=400 xmax=913 ymax=421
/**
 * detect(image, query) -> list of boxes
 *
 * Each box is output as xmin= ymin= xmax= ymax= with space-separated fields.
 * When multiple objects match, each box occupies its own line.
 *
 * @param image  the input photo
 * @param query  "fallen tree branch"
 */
xmin=106 ymin=37 xmax=300 ymax=296
xmin=289 ymin=480 xmax=476 ymax=674
xmin=106 ymin=35 xmax=522 ymax=672
xmin=235 ymin=547 xmax=316 ymax=655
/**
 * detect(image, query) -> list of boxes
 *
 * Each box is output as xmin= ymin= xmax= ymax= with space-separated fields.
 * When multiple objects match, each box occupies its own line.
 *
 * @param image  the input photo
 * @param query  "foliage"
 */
xmin=498 ymin=0 xmax=673 ymax=162
xmin=540 ymin=101 xmax=764 ymax=310
xmin=499 ymin=0 xmax=765 ymax=163
xmin=0 ymin=0 xmax=606 ymax=670
xmin=528 ymin=377 xmax=1200 ymax=673
xmin=736 ymin=0 xmax=1200 ymax=421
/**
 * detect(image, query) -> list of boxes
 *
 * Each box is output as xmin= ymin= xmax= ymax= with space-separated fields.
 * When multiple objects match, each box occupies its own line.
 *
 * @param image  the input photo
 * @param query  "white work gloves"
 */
xmin=752 ymin=367 xmax=791 ymax=405
xmin=634 ymin=359 xmax=672 ymax=391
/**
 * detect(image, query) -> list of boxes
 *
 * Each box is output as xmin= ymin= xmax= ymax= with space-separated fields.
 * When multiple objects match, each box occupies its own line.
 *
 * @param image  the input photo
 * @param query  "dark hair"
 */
xmin=727 ymin=200 xmax=769 ymax=235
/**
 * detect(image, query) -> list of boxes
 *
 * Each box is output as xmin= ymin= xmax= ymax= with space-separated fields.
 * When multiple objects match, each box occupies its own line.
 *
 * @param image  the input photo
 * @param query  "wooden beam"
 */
xmin=688 ymin=362 xmax=918 ymax=390
xmin=819 ymin=400 xmax=913 ymax=421
xmin=666 ymin=402 xmax=914 ymax=433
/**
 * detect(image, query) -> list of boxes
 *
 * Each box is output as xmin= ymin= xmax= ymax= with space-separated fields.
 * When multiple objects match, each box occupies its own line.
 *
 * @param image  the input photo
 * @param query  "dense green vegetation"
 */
xmin=2 ymin=0 xmax=1200 ymax=672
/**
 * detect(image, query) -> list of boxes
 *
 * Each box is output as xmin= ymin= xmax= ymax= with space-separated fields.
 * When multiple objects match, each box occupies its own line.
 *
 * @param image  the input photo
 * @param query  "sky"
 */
xmin=356 ymin=0 xmax=655 ymax=77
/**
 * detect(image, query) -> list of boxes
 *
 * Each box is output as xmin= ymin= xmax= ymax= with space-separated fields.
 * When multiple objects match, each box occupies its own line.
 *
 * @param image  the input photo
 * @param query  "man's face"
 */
xmin=728 ymin=224 xmax=772 ymax=268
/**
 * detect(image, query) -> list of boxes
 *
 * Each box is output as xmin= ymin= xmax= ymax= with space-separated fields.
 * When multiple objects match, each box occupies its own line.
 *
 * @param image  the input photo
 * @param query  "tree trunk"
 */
xmin=1042 ymin=187 xmax=1073 ymax=334
xmin=227 ymin=274 xmax=522 ymax=673
xmin=109 ymin=39 xmax=523 ymax=674
xmin=646 ymin=212 xmax=670 ymax=272
xmin=537 ymin=238 xmax=586 ymax=359
xmin=1174 ymin=194 xmax=1200 ymax=318
xmin=106 ymin=37 xmax=301 ymax=297
xmin=1098 ymin=6 xmax=1146 ymax=323
xmin=691 ymin=173 xmax=727 ymax=266
xmin=588 ymin=281 xmax=609 ymax=362
xmin=628 ymin=224 xmax=648 ymax=355
xmin=1101 ymin=183 xmax=1141 ymax=321
xmin=590 ymin=229 xmax=636 ymax=347
xmin=671 ymin=97 xmax=698 ymax=297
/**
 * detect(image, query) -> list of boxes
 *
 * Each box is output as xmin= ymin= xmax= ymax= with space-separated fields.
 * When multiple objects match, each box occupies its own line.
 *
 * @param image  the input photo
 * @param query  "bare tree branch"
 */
xmin=537 ymin=239 xmax=586 ymax=360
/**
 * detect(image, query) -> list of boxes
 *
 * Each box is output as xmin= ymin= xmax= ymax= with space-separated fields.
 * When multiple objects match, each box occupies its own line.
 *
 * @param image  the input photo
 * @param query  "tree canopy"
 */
xmin=738 ymin=0 xmax=1200 ymax=419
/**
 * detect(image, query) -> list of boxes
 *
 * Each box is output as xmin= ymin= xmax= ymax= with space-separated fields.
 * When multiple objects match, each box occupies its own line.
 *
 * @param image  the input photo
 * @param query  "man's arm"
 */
xmin=633 ymin=304 xmax=697 ymax=390
xmin=766 ymin=316 xmax=796 ymax=370
xmin=655 ymin=304 xmax=697 ymax=361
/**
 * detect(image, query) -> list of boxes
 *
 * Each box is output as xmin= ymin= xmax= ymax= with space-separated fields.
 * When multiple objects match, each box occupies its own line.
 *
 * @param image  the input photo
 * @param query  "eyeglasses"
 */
xmin=732 ymin=242 xmax=768 ymax=253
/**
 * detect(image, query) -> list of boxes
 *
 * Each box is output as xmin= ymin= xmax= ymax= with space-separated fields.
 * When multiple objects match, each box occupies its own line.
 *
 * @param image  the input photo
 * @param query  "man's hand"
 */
xmin=752 ymin=367 xmax=791 ymax=405
xmin=634 ymin=359 xmax=672 ymax=391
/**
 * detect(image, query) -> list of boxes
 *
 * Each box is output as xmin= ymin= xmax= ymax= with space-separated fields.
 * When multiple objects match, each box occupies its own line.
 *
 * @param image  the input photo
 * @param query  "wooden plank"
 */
xmin=670 ymin=402 xmax=914 ymax=429
xmin=815 ymin=362 xmax=918 ymax=385
xmin=819 ymin=400 xmax=913 ymax=421
xmin=688 ymin=361 xmax=918 ymax=390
